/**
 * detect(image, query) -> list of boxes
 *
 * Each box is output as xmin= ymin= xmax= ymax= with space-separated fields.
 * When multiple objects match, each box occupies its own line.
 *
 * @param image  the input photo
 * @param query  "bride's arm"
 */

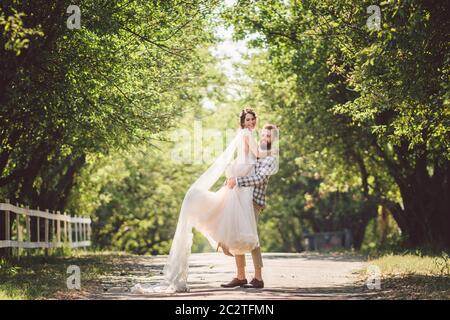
xmin=243 ymin=130 xmax=259 ymax=158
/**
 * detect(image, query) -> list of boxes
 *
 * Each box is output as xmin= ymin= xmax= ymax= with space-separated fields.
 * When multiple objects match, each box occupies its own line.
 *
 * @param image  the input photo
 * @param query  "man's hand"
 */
xmin=226 ymin=177 xmax=237 ymax=189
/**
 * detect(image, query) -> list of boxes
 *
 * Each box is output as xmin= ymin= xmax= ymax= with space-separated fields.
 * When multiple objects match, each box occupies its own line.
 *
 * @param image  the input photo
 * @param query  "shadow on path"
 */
xmin=82 ymin=252 xmax=369 ymax=300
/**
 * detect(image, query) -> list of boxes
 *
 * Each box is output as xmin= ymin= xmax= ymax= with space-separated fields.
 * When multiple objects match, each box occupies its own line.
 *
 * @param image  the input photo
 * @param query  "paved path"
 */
xmin=83 ymin=252 xmax=373 ymax=300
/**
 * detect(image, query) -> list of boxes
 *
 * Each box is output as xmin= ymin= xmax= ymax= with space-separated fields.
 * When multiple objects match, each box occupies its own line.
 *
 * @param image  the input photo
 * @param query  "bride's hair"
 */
xmin=239 ymin=108 xmax=257 ymax=129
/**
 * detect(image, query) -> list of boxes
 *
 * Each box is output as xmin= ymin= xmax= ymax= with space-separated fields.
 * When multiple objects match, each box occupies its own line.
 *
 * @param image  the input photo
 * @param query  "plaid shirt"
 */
xmin=236 ymin=156 xmax=278 ymax=207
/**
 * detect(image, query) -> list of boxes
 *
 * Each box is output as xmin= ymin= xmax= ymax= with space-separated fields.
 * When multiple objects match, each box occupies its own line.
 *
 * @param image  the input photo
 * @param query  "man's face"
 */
xmin=260 ymin=129 xmax=272 ymax=149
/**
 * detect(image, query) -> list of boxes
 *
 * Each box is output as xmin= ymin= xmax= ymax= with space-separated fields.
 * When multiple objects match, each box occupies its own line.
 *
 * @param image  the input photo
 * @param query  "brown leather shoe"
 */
xmin=220 ymin=277 xmax=248 ymax=288
xmin=243 ymin=277 xmax=264 ymax=288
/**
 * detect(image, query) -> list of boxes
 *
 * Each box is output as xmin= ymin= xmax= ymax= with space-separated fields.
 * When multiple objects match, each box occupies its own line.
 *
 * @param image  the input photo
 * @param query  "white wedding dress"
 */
xmin=131 ymin=128 xmax=259 ymax=293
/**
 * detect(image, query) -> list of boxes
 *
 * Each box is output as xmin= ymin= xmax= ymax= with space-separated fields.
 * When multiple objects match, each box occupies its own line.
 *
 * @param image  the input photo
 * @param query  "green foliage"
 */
xmin=0 ymin=7 xmax=43 ymax=55
xmin=361 ymin=210 xmax=402 ymax=253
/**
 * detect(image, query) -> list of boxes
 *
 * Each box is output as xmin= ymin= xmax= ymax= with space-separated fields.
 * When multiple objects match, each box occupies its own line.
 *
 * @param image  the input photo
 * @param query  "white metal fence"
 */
xmin=0 ymin=199 xmax=91 ymax=252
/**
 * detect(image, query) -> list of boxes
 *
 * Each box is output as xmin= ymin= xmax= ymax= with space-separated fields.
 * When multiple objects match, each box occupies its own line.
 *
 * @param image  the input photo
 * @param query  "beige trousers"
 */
xmin=235 ymin=201 xmax=264 ymax=269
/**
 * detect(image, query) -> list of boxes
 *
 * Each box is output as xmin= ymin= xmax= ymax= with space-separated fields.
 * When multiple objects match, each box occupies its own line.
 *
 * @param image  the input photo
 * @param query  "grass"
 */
xmin=369 ymin=253 xmax=450 ymax=276
xmin=0 ymin=251 xmax=147 ymax=300
xmin=361 ymin=252 xmax=450 ymax=299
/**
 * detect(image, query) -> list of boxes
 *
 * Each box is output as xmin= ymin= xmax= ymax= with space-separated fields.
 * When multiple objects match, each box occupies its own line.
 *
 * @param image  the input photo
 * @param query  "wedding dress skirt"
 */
xmin=189 ymin=163 xmax=259 ymax=255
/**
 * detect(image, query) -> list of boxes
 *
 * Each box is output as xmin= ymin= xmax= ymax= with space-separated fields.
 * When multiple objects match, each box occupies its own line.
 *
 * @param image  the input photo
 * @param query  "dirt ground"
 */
xmin=78 ymin=252 xmax=379 ymax=300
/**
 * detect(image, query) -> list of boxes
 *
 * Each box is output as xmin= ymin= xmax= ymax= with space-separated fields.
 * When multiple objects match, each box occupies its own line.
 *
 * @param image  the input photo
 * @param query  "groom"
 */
xmin=221 ymin=123 xmax=279 ymax=289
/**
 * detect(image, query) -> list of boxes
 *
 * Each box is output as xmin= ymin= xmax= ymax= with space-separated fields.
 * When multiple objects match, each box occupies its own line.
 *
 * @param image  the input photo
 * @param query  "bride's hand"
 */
xmin=226 ymin=177 xmax=236 ymax=189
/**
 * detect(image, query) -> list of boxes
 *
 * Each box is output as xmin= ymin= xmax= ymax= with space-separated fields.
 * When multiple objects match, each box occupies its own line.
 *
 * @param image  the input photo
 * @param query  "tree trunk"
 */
xmin=352 ymin=200 xmax=378 ymax=250
xmin=17 ymin=141 xmax=55 ymax=205
xmin=374 ymin=137 xmax=450 ymax=249
xmin=391 ymin=159 xmax=450 ymax=249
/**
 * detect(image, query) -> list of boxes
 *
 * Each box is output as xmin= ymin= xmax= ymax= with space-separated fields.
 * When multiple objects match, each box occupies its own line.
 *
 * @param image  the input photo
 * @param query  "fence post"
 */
xmin=74 ymin=220 xmax=79 ymax=245
xmin=68 ymin=215 xmax=72 ymax=247
xmin=37 ymin=206 xmax=40 ymax=244
xmin=56 ymin=210 xmax=61 ymax=247
xmin=6 ymin=199 xmax=11 ymax=249
xmin=25 ymin=206 xmax=31 ymax=256
xmin=51 ymin=210 xmax=55 ymax=253
xmin=45 ymin=209 xmax=49 ymax=256
xmin=16 ymin=202 xmax=22 ymax=258
xmin=63 ymin=212 xmax=68 ymax=244
xmin=0 ymin=199 xmax=11 ymax=258
xmin=51 ymin=210 xmax=55 ymax=245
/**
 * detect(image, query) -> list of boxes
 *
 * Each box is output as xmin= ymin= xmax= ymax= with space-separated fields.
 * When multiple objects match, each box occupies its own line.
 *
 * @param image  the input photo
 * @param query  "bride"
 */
xmin=131 ymin=108 xmax=260 ymax=293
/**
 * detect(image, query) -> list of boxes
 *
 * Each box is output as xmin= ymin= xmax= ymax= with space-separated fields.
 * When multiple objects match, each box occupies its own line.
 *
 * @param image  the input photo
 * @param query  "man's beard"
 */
xmin=259 ymin=141 xmax=271 ymax=150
